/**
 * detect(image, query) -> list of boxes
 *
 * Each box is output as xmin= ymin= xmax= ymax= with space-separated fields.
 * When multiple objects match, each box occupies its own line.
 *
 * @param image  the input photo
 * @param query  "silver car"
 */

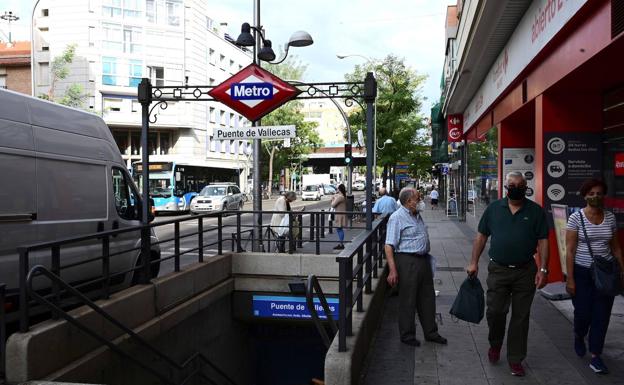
xmin=190 ymin=183 xmax=244 ymax=214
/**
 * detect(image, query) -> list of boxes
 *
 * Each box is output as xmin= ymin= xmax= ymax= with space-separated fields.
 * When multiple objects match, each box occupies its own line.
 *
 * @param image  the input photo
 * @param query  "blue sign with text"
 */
xmin=230 ymin=82 xmax=274 ymax=100
xmin=252 ymin=295 xmax=339 ymax=320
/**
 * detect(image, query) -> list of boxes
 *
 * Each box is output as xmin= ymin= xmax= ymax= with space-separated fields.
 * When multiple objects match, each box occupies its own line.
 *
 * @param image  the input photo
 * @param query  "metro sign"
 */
xmin=209 ymin=63 xmax=301 ymax=122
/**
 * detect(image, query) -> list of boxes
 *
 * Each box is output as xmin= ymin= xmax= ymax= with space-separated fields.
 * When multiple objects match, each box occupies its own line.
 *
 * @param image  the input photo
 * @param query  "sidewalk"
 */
xmin=362 ymin=205 xmax=624 ymax=385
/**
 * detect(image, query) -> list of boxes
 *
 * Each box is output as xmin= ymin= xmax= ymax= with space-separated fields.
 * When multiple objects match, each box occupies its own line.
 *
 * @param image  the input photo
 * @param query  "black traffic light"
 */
xmin=344 ymin=143 xmax=352 ymax=165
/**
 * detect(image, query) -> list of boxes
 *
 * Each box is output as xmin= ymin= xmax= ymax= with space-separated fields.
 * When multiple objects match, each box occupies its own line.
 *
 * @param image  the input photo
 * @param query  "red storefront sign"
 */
xmin=447 ymin=114 xmax=463 ymax=142
xmin=615 ymin=153 xmax=624 ymax=176
xmin=208 ymin=63 xmax=301 ymax=122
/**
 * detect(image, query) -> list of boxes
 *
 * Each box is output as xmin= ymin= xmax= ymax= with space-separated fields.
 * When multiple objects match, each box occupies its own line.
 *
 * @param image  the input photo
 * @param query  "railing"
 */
xmin=25 ymin=265 xmax=237 ymax=385
xmin=305 ymin=275 xmax=338 ymax=349
xmin=336 ymin=214 xmax=388 ymax=352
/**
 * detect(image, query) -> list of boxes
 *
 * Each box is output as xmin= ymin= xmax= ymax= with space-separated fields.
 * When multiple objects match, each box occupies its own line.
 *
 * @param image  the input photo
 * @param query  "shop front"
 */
xmin=458 ymin=0 xmax=624 ymax=281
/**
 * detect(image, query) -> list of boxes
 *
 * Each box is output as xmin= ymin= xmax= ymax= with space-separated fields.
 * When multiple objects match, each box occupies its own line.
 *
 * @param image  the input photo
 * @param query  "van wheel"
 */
xmin=131 ymin=252 xmax=160 ymax=285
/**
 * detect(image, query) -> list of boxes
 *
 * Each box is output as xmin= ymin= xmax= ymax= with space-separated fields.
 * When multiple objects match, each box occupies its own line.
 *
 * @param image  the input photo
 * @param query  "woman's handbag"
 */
xmin=580 ymin=213 xmax=621 ymax=296
xmin=449 ymin=276 xmax=484 ymax=324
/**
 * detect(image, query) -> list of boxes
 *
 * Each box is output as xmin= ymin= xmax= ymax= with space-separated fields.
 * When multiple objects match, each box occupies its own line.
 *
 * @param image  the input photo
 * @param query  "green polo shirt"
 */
xmin=478 ymin=198 xmax=549 ymax=265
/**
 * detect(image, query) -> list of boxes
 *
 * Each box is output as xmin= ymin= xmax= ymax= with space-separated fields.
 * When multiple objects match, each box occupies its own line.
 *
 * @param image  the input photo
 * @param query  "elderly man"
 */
xmin=373 ymin=187 xmax=399 ymax=215
xmin=385 ymin=188 xmax=446 ymax=346
xmin=467 ymin=171 xmax=549 ymax=376
xmin=271 ymin=191 xmax=297 ymax=252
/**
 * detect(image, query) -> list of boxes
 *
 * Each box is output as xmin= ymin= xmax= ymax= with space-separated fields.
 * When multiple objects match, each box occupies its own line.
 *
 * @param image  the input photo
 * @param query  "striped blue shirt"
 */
xmin=373 ymin=195 xmax=398 ymax=214
xmin=566 ymin=210 xmax=616 ymax=268
xmin=385 ymin=206 xmax=430 ymax=254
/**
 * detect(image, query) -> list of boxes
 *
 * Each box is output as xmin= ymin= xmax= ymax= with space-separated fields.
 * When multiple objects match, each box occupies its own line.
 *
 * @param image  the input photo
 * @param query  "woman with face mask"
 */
xmin=565 ymin=178 xmax=624 ymax=375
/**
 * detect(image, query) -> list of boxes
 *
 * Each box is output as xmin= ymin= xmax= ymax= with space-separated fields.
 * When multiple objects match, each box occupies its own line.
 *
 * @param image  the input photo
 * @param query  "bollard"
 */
xmin=51 ymin=245 xmax=61 ymax=319
xmin=298 ymin=214 xmax=303 ymax=248
xmin=174 ymin=222 xmax=180 ymax=272
xmin=315 ymin=213 xmax=321 ymax=255
xmin=320 ymin=209 xmax=325 ymax=238
xmin=198 ymin=217 xmax=204 ymax=263
xmin=310 ymin=212 xmax=315 ymax=241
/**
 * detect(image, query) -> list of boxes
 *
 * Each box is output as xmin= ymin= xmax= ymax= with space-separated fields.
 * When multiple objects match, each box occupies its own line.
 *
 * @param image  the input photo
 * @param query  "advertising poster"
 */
xmin=543 ymin=133 xmax=602 ymax=225
xmin=502 ymin=148 xmax=536 ymax=201
xmin=551 ymin=204 xmax=569 ymax=275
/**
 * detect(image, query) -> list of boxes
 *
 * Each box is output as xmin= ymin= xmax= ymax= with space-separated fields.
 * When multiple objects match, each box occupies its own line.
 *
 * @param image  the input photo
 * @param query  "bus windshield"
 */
xmin=149 ymin=179 xmax=172 ymax=197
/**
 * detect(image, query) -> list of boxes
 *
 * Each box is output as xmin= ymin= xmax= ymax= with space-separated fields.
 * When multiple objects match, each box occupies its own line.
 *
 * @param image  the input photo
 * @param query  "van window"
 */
xmin=112 ymin=168 xmax=139 ymax=221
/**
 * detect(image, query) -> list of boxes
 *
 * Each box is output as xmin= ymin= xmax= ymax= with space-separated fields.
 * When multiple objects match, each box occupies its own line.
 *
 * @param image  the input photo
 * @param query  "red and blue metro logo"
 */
xmin=209 ymin=63 xmax=301 ymax=122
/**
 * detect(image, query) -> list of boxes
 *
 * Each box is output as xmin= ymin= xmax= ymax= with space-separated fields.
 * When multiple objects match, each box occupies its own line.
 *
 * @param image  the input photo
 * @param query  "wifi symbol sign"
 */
xmin=547 ymin=184 xmax=565 ymax=201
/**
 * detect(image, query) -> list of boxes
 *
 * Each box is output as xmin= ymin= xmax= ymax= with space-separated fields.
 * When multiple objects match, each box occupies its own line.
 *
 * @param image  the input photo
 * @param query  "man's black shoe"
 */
xmin=401 ymin=338 xmax=421 ymax=347
xmin=425 ymin=335 xmax=448 ymax=345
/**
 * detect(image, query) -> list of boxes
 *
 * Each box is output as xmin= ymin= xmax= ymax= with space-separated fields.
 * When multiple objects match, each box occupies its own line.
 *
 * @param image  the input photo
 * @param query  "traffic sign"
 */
xmin=209 ymin=63 xmax=301 ymax=122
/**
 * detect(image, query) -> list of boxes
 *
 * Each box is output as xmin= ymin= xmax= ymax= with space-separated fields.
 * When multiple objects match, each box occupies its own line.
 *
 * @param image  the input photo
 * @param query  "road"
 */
xmin=152 ymin=192 xmax=366 ymax=276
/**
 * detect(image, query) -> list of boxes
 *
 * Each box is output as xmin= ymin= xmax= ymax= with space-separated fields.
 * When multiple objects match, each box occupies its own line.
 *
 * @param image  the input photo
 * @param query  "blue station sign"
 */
xmin=252 ymin=295 xmax=339 ymax=320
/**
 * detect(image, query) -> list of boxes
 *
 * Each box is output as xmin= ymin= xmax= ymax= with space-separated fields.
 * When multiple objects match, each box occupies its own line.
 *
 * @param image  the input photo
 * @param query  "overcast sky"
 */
xmin=2 ymin=0 xmax=453 ymax=113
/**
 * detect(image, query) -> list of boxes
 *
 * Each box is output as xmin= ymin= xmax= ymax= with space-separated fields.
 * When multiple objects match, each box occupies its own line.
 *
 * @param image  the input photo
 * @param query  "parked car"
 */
xmin=353 ymin=181 xmax=366 ymax=191
xmin=302 ymin=184 xmax=322 ymax=200
xmin=323 ymin=184 xmax=337 ymax=195
xmin=190 ymin=183 xmax=244 ymax=214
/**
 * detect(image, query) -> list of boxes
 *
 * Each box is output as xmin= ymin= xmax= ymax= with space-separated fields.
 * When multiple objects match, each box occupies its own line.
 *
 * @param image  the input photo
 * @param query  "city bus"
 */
xmin=132 ymin=161 xmax=239 ymax=214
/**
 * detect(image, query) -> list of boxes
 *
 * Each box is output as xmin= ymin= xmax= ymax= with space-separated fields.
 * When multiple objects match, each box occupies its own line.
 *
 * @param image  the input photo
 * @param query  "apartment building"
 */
xmin=32 ymin=0 xmax=253 ymax=188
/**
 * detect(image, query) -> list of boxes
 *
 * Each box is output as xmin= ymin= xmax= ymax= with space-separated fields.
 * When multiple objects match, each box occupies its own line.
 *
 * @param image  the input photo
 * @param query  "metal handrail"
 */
xmin=305 ymin=275 xmax=338 ymax=349
xmin=26 ymin=265 xmax=238 ymax=385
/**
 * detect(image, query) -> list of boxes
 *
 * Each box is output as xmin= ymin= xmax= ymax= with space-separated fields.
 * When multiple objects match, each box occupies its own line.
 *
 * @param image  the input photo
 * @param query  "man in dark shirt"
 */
xmin=467 ymin=171 xmax=549 ymax=377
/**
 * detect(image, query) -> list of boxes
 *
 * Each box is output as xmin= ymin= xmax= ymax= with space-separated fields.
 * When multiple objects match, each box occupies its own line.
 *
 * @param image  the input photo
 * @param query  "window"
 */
xmin=88 ymin=26 xmax=96 ymax=47
xmin=229 ymin=59 xmax=234 ymax=71
xmin=146 ymin=0 xmax=156 ymax=22
xmin=148 ymin=132 xmax=158 ymax=155
xmin=123 ymin=26 xmax=142 ymax=53
xmin=104 ymin=98 xmax=123 ymax=112
xmin=209 ymin=78 xmax=215 ymax=85
xmin=89 ymin=96 xmax=96 ymax=109
xmin=112 ymin=168 xmax=140 ymax=221
xmin=166 ymin=0 xmax=182 ymax=26
xmin=209 ymin=135 xmax=215 ymax=152
xmin=113 ymin=131 xmax=129 ymax=154
xmin=208 ymin=49 xmax=215 ymax=65
xmin=102 ymin=23 xmax=122 ymax=51
xmin=131 ymin=99 xmax=140 ymax=112
xmin=38 ymin=62 xmax=50 ymax=85
xmin=148 ymin=66 xmax=164 ymax=86
xmin=220 ymin=110 xmax=225 ymax=125
xmin=123 ymin=0 xmax=141 ymax=18
xmin=219 ymin=54 xmax=225 ymax=69
xmin=88 ymin=61 xmax=96 ymax=81
xmin=42 ymin=9 xmax=49 ymax=17
xmin=102 ymin=57 xmax=117 ymax=85
xmin=159 ymin=132 xmax=171 ymax=155
xmin=102 ymin=0 xmax=122 ymax=17
xmin=229 ymin=113 xmax=234 ymax=126
xmin=41 ymin=46 xmax=49 ymax=51
xmin=0 ymin=74 xmax=6 ymax=89
xmin=206 ymin=16 xmax=214 ymax=31
xmin=128 ymin=60 xmax=142 ymax=87
xmin=215 ymin=138 xmax=221 ymax=153
xmin=209 ymin=107 xmax=215 ymax=122
xmin=131 ymin=132 xmax=141 ymax=155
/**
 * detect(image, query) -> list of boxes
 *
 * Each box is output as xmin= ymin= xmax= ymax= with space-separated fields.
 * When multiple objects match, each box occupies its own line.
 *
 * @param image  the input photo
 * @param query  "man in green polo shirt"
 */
xmin=467 ymin=171 xmax=549 ymax=377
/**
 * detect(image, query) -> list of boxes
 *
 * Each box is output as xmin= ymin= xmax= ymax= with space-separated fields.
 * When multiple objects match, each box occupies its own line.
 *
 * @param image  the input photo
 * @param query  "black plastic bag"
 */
xmin=449 ymin=276 xmax=485 ymax=324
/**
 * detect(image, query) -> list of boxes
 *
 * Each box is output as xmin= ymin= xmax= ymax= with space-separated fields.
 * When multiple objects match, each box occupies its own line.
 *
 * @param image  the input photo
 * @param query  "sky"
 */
xmin=1 ymin=0 xmax=453 ymax=113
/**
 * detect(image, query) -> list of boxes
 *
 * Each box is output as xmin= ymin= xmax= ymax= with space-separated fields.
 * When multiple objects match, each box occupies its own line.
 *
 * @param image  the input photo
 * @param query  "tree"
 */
xmin=262 ymin=55 xmax=321 ymax=197
xmin=38 ymin=44 xmax=86 ymax=108
xmin=344 ymin=55 xmax=429 ymax=189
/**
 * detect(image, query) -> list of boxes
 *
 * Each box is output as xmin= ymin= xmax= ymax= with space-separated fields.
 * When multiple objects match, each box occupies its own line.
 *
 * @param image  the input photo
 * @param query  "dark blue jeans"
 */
xmin=572 ymin=264 xmax=615 ymax=355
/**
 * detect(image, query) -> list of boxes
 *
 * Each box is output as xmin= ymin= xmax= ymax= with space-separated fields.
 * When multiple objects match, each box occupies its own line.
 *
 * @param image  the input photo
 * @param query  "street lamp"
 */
xmin=234 ymin=0 xmax=313 ymax=251
xmin=1 ymin=11 xmax=19 ymax=44
xmin=377 ymin=138 xmax=393 ymax=150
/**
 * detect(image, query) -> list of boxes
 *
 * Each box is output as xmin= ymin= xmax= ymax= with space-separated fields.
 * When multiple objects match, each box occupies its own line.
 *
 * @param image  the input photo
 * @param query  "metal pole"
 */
xmin=252 ymin=0 xmax=263 ymax=251
xmin=364 ymin=72 xmax=377 ymax=230
xmin=460 ymin=139 xmax=468 ymax=222
xmin=138 ymin=78 xmax=152 ymax=283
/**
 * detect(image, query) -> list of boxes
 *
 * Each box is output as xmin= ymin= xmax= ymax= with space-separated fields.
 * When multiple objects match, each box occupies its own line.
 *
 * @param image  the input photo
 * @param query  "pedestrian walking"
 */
xmin=564 ymin=178 xmax=624 ymax=374
xmin=466 ymin=171 xmax=549 ymax=377
xmin=429 ymin=188 xmax=439 ymax=210
xmin=331 ymin=184 xmax=348 ymax=250
xmin=385 ymin=188 xmax=446 ymax=347
xmin=372 ymin=187 xmax=399 ymax=215
xmin=270 ymin=191 xmax=297 ymax=253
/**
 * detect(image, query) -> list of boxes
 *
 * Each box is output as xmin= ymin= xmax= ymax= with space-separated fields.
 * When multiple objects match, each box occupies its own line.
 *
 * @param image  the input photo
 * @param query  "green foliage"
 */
xmin=261 ymin=57 xmax=321 ymax=185
xmin=38 ymin=44 xmax=86 ymax=109
xmin=344 ymin=54 xmax=430 ymax=178
xmin=468 ymin=127 xmax=498 ymax=178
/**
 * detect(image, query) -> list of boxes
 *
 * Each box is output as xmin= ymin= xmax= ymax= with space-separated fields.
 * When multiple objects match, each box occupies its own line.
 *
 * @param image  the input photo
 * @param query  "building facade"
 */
xmin=32 ymin=0 xmax=254 ymax=190
xmin=0 ymin=41 xmax=31 ymax=94
xmin=440 ymin=0 xmax=624 ymax=281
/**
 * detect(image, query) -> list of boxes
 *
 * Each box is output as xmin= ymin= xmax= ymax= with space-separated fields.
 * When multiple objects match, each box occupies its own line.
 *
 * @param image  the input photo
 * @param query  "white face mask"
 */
xmin=416 ymin=201 xmax=426 ymax=212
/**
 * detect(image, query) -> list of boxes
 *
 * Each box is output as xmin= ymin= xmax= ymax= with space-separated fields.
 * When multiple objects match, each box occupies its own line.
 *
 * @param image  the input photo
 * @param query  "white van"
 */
xmin=0 ymin=88 xmax=160 ymax=312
